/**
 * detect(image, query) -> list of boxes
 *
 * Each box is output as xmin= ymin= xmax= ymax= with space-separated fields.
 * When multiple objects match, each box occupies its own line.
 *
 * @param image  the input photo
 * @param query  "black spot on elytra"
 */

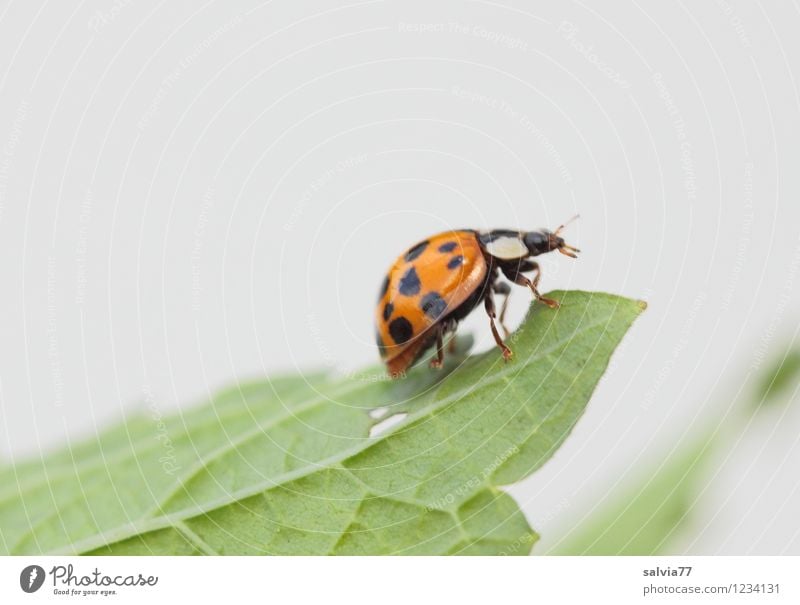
xmin=388 ymin=316 xmax=413 ymax=344
xmin=382 ymin=302 xmax=394 ymax=321
xmin=378 ymin=275 xmax=390 ymax=301
xmin=420 ymin=292 xmax=447 ymax=319
xmin=404 ymin=240 xmax=429 ymax=261
xmin=447 ymin=255 xmax=464 ymax=270
xmin=398 ymin=266 xmax=421 ymax=296
xmin=438 ymin=241 xmax=457 ymax=253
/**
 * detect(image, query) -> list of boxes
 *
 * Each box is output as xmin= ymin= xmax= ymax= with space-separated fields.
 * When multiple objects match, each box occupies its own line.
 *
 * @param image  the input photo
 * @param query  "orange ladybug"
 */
xmin=375 ymin=218 xmax=580 ymax=377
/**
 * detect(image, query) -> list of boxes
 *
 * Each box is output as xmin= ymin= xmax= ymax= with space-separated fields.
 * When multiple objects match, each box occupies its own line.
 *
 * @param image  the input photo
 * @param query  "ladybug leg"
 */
xmin=502 ymin=262 xmax=560 ymax=309
xmin=445 ymin=319 xmax=459 ymax=353
xmin=484 ymin=293 xmax=513 ymax=361
xmin=493 ymin=281 xmax=512 ymax=337
xmin=429 ymin=323 xmax=445 ymax=369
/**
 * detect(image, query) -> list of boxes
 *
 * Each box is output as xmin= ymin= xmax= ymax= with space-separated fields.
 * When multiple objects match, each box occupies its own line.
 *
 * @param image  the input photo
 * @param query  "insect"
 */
xmin=375 ymin=217 xmax=580 ymax=377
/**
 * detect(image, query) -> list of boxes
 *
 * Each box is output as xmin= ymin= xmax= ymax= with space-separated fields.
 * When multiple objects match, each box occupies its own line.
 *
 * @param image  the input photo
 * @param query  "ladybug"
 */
xmin=375 ymin=218 xmax=580 ymax=377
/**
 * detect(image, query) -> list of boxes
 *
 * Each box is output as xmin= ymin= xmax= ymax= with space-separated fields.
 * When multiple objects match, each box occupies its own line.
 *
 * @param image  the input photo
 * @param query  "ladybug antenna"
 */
xmin=554 ymin=213 xmax=580 ymax=236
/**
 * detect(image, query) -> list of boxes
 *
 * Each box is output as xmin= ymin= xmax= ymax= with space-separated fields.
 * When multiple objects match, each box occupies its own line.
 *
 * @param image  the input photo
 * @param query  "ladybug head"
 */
xmin=523 ymin=215 xmax=580 ymax=258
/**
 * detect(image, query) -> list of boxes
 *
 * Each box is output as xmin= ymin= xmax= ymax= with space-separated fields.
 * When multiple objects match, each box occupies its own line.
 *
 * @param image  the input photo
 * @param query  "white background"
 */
xmin=0 ymin=0 xmax=798 ymax=554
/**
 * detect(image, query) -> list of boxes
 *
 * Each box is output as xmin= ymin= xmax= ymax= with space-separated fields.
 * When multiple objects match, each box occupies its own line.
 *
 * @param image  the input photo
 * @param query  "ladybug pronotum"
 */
xmin=375 ymin=218 xmax=580 ymax=377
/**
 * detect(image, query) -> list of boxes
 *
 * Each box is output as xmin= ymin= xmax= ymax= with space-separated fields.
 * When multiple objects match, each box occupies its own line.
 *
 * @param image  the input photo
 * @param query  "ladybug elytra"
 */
xmin=375 ymin=218 xmax=580 ymax=377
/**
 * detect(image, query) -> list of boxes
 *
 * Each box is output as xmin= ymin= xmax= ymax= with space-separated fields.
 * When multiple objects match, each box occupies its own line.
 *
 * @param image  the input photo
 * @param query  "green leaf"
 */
xmin=756 ymin=346 xmax=800 ymax=406
xmin=551 ymin=436 xmax=715 ymax=555
xmin=0 ymin=291 xmax=644 ymax=555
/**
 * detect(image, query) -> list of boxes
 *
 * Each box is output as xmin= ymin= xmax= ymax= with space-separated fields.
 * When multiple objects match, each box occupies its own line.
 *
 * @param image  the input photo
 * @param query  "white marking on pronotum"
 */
xmin=482 ymin=235 xmax=528 ymax=260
